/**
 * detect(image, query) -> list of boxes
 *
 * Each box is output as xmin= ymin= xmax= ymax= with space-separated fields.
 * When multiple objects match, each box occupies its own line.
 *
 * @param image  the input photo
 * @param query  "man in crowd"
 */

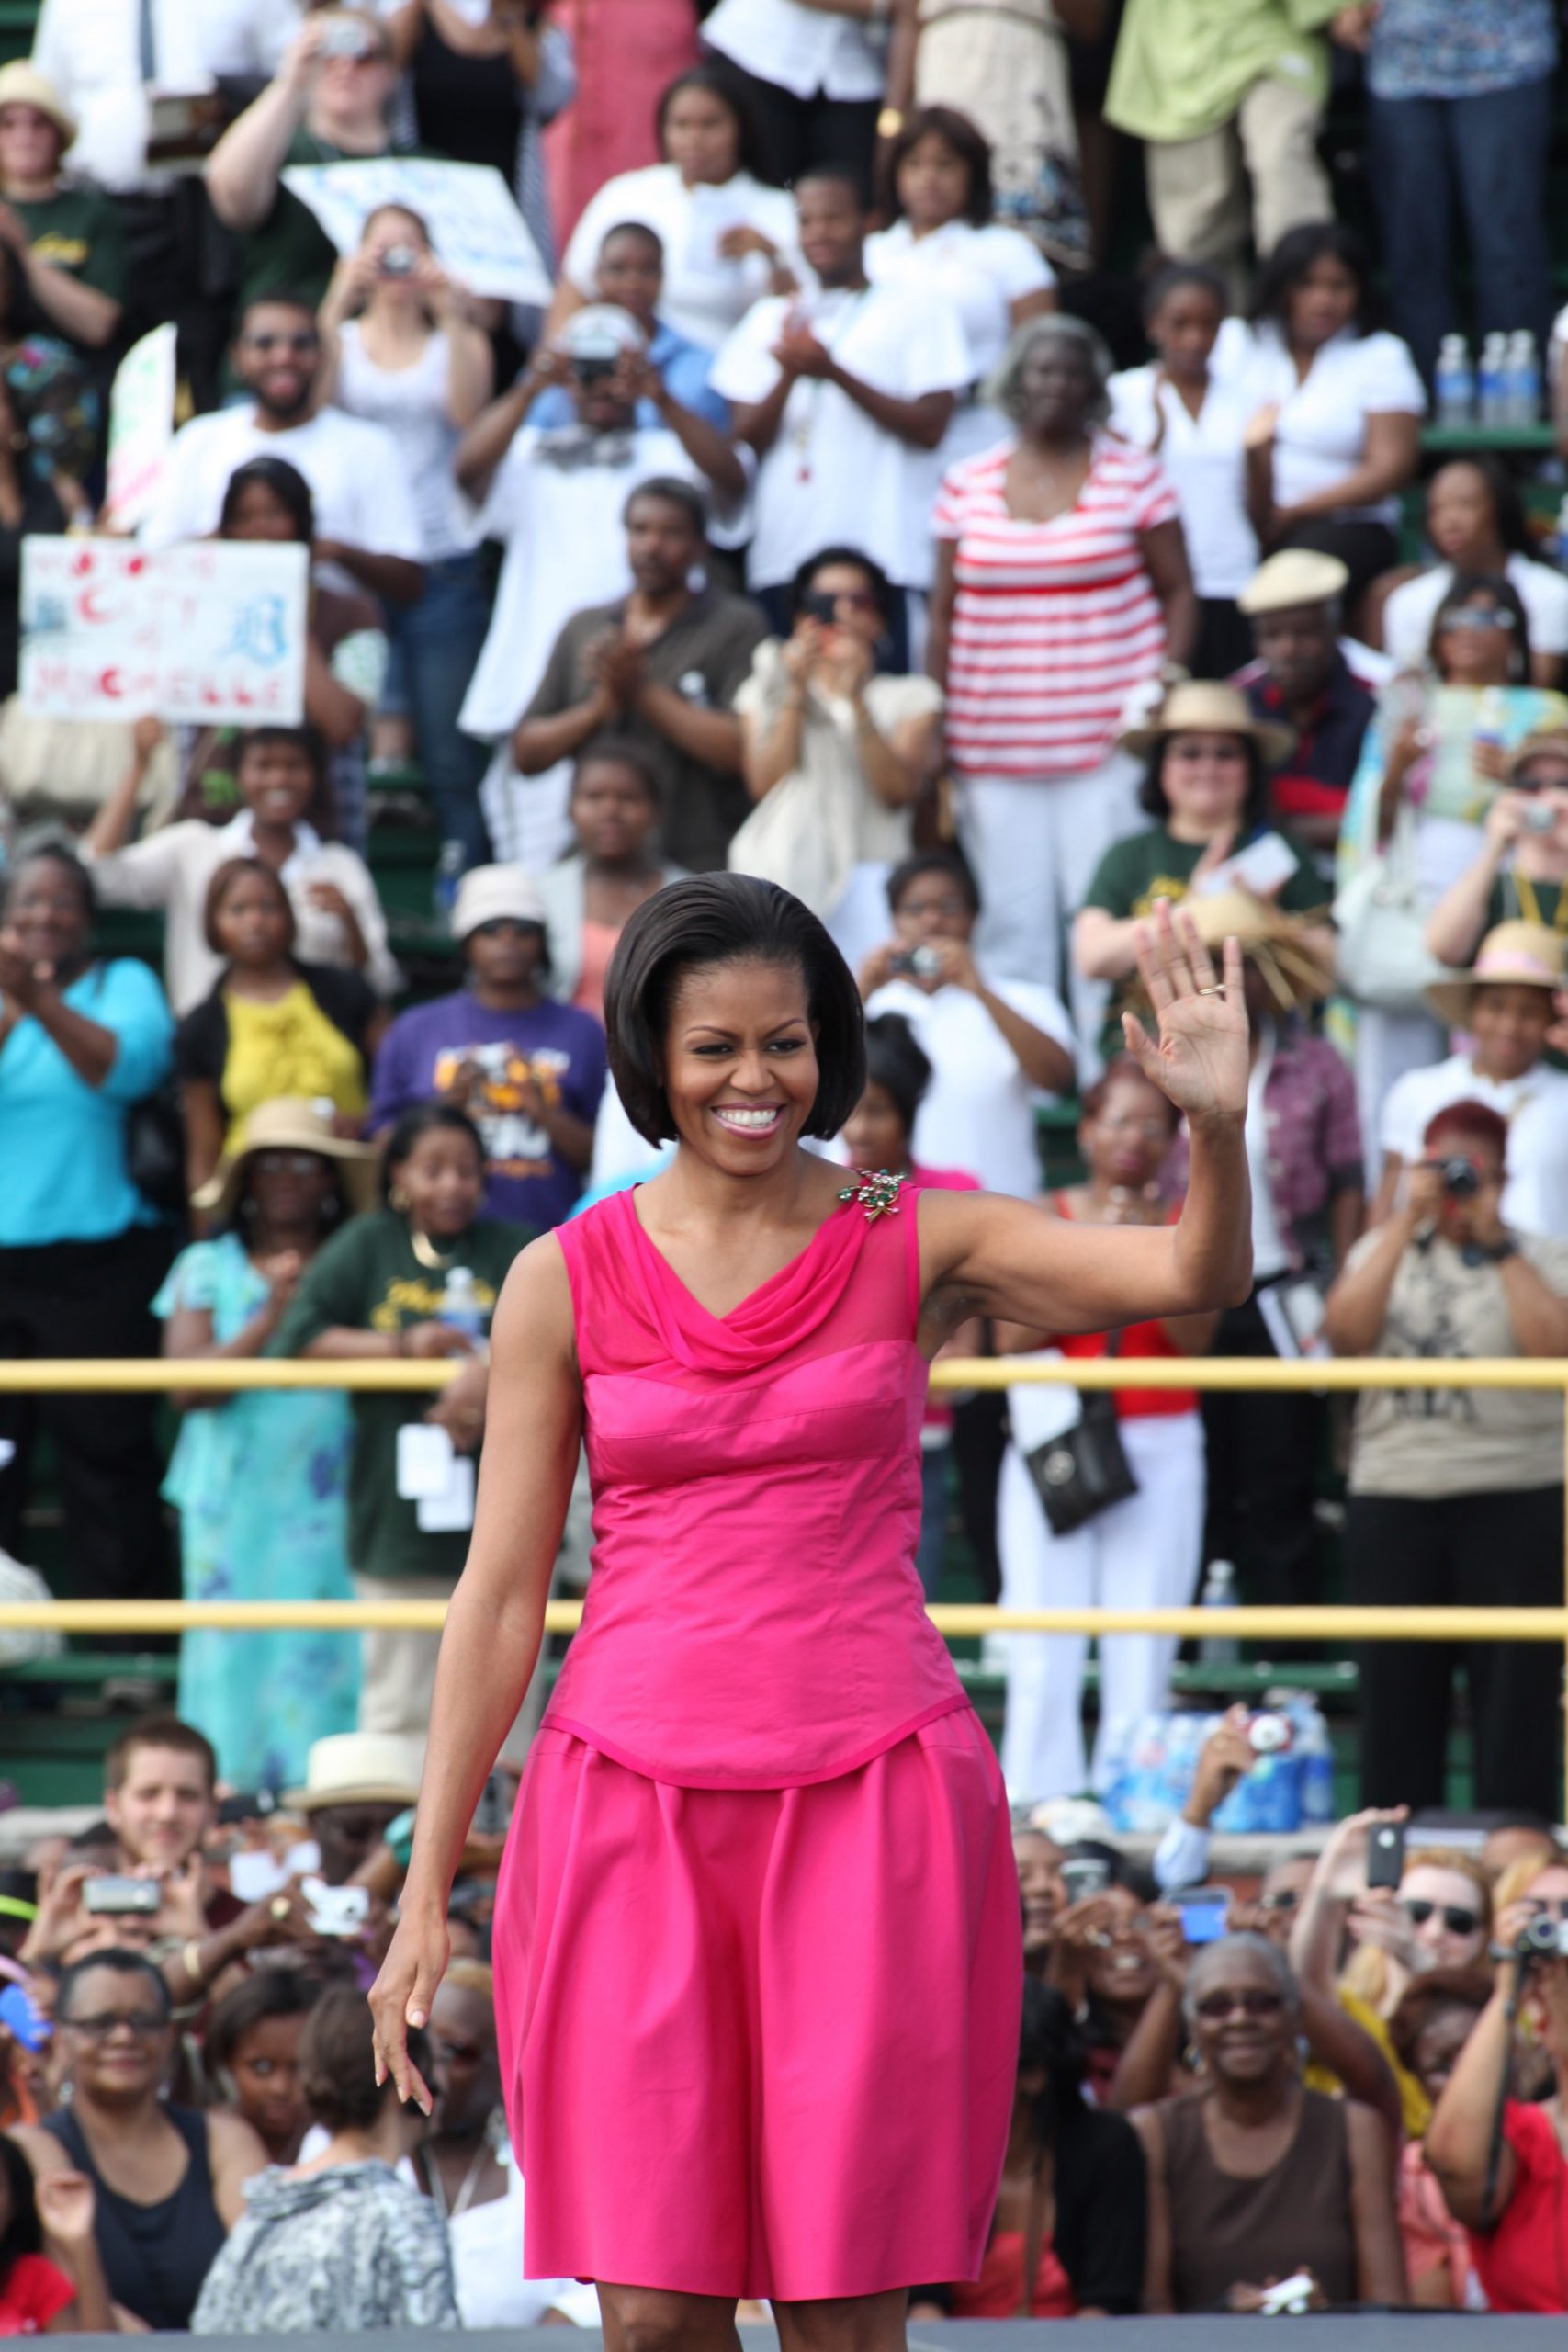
xmin=140 ymin=290 xmax=423 ymax=611
xmin=456 ymin=306 xmax=748 ymax=866
xmin=1234 ymin=548 xmax=1384 ymax=855
xmin=513 ymin=477 xmax=767 ymax=872
xmin=711 ymin=166 xmax=970 ymax=661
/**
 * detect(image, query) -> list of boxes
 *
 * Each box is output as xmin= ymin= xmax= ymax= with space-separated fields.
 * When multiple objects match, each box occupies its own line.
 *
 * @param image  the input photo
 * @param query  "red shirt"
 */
xmin=1469 ymin=2102 xmax=1568 ymax=2312
xmin=953 ymin=2229 xmax=1077 ymax=2319
xmin=1053 ymin=1196 xmax=1198 ymax=1417
xmin=0 ymin=2254 xmax=75 ymax=2336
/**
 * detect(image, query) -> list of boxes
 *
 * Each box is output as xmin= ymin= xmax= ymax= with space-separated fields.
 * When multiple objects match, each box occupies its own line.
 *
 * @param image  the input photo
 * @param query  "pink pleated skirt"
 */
xmin=491 ymin=1704 xmax=1021 ymax=2302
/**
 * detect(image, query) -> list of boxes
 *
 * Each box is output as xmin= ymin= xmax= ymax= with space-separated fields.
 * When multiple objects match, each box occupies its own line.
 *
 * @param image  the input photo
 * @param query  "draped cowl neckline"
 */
xmin=615 ymin=1184 xmax=877 ymax=1373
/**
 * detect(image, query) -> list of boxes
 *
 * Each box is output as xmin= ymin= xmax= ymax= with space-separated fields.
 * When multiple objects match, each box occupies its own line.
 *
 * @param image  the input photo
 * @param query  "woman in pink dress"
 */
xmin=370 ymin=874 xmax=1250 ymax=2350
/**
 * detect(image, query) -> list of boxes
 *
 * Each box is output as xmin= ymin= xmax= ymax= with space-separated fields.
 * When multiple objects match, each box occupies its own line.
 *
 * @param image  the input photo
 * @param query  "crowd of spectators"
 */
xmin=6 ymin=0 xmax=1568 ymax=2323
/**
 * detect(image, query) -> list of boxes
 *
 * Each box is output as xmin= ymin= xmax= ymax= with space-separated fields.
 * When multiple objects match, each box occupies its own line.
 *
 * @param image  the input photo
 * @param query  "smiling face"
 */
xmin=238 ymin=736 xmax=316 ymax=830
xmin=59 ymin=1963 xmax=173 ymax=2105
xmin=1435 ymin=592 xmax=1517 ymax=685
xmin=794 ymin=176 xmax=865 ymax=289
xmin=390 ymin=1125 xmax=486 ymax=1241
xmin=1160 ymin=729 xmax=1252 ymax=838
xmin=4 ymin=854 xmax=91 ymax=983
xmin=659 ymin=958 xmax=820 ymax=1170
xmin=1147 ymin=281 xmax=1224 ymax=383
xmin=1188 ymin=1942 xmax=1293 ymax=2086
xmin=1084 ymin=1885 xmax=1156 ymax=2011
xmin=596 ymin=226 xmax=663 ymax=327
xmin=233 ymin=302 xmax=321 ymax=424
xmin=1284 ymin=253 xmax=1360 ymax=350
xmin=0 ymin=101 xmax=63 ymax=191
xmin=1466 ymin=982 xmax=1551 ymax=1083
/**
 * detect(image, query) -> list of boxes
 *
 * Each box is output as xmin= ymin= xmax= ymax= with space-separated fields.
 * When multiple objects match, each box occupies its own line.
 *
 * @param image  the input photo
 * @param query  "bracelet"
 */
xmin=182 ymin=1939 xmax=206 ymax=1990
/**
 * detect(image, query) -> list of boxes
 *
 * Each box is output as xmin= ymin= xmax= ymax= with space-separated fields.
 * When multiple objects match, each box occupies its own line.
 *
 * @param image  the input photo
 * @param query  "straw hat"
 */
xmin=1426 ymin=920 xmax=1567 ymax=1031
xmin=451 ymin=862 xmax=547 ymax=941
xmin=1506 ymin=729 xmax=1568 ymax=785
xmin=284 ymin=1732 xmax=423 ymax=1815
xmin=1161 ymin=888 xmax=1332 ymax=1014
xmin=192 ymin=1096 xmax=379 ymax=1221
xmin=1120 ymin=679 xmax=1293 ymax=769
xmin=1236 ymin=548 xmax=1350 ymax=617
xmin=0 ymin=63 xmax=76 ymax=153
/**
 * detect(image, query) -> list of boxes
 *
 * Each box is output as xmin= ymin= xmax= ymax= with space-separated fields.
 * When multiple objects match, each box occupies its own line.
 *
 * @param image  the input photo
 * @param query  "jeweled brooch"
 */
xmin=838 ymin=1167 xmax=908 ymax=1223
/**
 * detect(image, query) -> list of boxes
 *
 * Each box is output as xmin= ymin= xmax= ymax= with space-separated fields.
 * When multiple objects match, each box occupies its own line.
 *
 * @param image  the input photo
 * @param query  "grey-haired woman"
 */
xmin=1131 ymin=1935 xmax=1407 ymax=2313
xmin=928 ymin=315 xmax=1196 ymax=1034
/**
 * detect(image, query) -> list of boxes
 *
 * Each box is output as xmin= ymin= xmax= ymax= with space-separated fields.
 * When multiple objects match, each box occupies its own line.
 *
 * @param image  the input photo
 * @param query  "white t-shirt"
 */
xmin=139 ymin=404 xmax=423 ymax=565
xmin=864 ymin=972 xmax=1074 ymax=1199
xmin=1107 ymin=362 xmax=1259 ymax=599
xmin=1227 ymin=324 xmax=1427 ymax=528
xmin=703 ymin=0 xmax=886 ymax=100
xmin=457 ymin=426 xmax=706 ymax=740
xmin=333 ymin=323 xmax=473 ymax=563
xmin=710 ymin=282 xmax=971 ymax=590
xmin=1378 ymin=1050 xmax=1568 ymax=1238
xmin=561 ymin=162 xmax=799 ymax=352
xmin=1247 ymin=1024 xmax=1292 ymax=1279
xmin=867 ymin=216 xmax=1054 ymax=487
xmin=1383 ymin=555 xmax=1568 ymax=673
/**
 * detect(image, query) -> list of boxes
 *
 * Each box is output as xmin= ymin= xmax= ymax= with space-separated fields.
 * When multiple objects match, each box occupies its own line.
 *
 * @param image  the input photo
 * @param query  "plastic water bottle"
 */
xmin=438 ymin=1266 xmax=485 ymax=1347
xmin=433 ymin=841 xmax=465 ymax=928
xmin=1293 ymin=1700 xmax=1337 ymax=1825
xmin=1477 ymin=334 xmax=1508 ymax=429
xmin=1198 ymin=1558 xmax=1240 ymax=1666
xmin=1506 ymin=331 xmax=1540 ymax=427
xmin=1434 ymin=334 xmax=1473 ymax=429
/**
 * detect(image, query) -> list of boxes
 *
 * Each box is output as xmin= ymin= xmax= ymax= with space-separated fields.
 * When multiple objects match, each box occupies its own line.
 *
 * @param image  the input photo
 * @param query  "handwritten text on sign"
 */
xmin=20 ymin=538 xmax=308 ymax=724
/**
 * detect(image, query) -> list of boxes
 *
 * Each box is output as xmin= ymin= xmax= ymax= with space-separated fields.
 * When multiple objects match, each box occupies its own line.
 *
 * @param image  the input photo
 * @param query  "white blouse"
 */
xmin=1224 ymin=322 xmax=1426 ymax=528
xmin=560 ymin=162 xmax=799 ymax=352
xmin=1108 ymin=362 xmax=1258 ymax=598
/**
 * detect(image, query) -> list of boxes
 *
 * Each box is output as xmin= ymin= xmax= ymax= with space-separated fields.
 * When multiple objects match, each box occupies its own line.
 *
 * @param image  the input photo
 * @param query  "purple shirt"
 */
xmin=369 ymin=990 xmax=607 ymax=1230
xmin=1168 ymin=1023 xmax=1362 ymax=1270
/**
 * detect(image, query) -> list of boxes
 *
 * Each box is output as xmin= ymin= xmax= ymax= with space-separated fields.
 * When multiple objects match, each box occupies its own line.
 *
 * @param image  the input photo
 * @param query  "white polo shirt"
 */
xmin=139 ymin=404 xmax=423 ymax=565
xmin=703 ymin=0 xmax=887 ymax=100
xmin=864 ymin=972 xmax=1074 ymax=1200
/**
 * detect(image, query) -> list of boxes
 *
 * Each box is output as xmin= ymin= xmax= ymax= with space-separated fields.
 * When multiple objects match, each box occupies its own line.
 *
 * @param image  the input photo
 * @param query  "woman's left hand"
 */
xmin=34 ymin=2170 xmax=96 ymax=2249
xmin=1123 ymin=902 xmax=1248 ymax=1124
xmin=306 ymin=881 xmax=354 ymax=925
xmin=425 ymin=1357 xmax=489 ymax=1454
xmin=0 ymin=927 xmax=51 ymax=1012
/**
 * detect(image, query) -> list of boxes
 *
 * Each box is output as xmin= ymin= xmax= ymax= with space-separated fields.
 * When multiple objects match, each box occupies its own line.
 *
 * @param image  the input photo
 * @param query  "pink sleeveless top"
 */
xmin=545 ymin=1184 xmax=970 ymax=1788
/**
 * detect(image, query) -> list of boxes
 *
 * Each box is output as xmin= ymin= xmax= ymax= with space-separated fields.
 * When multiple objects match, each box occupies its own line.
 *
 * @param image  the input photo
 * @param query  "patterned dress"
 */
xmin=154 ymin=1233 xmax=358 ymax=1787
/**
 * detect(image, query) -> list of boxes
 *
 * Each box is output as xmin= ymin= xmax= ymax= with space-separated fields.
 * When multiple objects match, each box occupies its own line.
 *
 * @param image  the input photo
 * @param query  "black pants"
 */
xmin=0 ymin=1229 xmax=175 ymax=1604
xmin=703 ymin=51 xmax=880 ymax=198
xmin=1202 ymin=1292 xmax=1321 ymax=1614
xmin=1347 ymin=1485 xmax=1562 ymax=1821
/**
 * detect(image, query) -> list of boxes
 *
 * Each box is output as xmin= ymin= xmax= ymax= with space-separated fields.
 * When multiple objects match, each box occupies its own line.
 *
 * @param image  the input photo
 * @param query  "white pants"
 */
xmin=353 ymin=1569 xmax=548 ymax=1767
xmin=998 ymin=1412 xmax=1206 ymax=1803
xmin=1355 ymin=1005 xmax=1446 ymax=1177
xmin=957 ymin=758 xmax=1144 ymax=1071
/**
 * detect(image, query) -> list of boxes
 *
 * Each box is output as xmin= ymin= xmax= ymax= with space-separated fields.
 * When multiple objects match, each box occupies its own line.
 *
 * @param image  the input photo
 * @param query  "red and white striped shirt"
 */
xmin=932 ymin=436 xmax=1179 ymax=780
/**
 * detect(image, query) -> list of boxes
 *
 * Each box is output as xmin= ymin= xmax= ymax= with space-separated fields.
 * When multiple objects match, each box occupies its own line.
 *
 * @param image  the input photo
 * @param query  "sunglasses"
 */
xmin=1193 ymin=1988 xmax=1286 ymax=2021
xmin=243 ymin=332 xmax=320 ymax=355
xmin=1259 ymin=1888 xmax=1302 ymax=1912
xmin=64 ymin=2011 xmax=167 ymax=2040
xmin=1440 ymin=606 xmax=1514 ymax=632
xmin=1404 ymin=1898 xmax=1482 ymax=1938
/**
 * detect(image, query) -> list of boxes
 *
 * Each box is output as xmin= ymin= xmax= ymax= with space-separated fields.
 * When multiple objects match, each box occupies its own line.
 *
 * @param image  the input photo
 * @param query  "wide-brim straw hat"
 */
xmin=0 ymin=63 xmax=76 ymax=152
xmin=1506 ymin=729 xmax=1568 ymax=785
xmin=1130 ymin=888 xmax=1331 ymax=1016
xmin=284 ymin=1732 xmax=423 ymax=1815
xmin=192 ymin=1095 xmax=380 ymax=1220
xmin=1426 ymin=919 xmax=1567 ymax=1031
xmin=1119 ymin=680 xmax=1294 ymax=770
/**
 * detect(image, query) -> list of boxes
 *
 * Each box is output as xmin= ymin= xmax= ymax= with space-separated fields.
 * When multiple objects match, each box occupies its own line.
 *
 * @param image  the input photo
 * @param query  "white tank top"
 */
xmin=335 ymin=320 xmax=471 ymax=562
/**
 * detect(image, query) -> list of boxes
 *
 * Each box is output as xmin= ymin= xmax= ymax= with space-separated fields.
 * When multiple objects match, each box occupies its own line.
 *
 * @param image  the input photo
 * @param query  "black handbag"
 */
xmin=1022 ymin=1336 xmax=1138 ymax=1537
xmin=126 ymin=1078 xmax=188 ymax=1219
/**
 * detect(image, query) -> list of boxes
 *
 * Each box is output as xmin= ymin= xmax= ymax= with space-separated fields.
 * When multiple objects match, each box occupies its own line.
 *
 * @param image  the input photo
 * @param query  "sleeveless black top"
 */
xmin=44 ymin=2103 xmax=228 ymax=2330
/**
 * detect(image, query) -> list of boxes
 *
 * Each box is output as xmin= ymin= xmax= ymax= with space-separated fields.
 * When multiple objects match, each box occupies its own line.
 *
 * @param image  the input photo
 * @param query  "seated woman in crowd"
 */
xmin=994 ymin=1056 xmax=1216 ymax=1803
xmin=204 ymin=1973 xmax=321 ymax=2170
xmin=1233 ymin=221 xmax=1425 ymax=621
xmin=1375 ymin=921 xmax=1568 ymax=1236
xmin=272 ymin=1102 xmax=533 ymax=1743
xmin=83 ymin=722 xmax=398 ymax=1018
xmin=915 ymin=1981 xmax=1145 ymax=2322
xmin=867 ymin=105 xmax=1056 ymax=487
xmin=0 ymin=2134 xmax=115 ymax=2335
xmin=370 ymin=863 xmax=605 ymax=1229
xmin=731 ymin=545 xmax=944 ymax=974
xmin=838 ymin=1012 xmax=980 ymax=1598
xmin=1325 ymin=1099 xmax=1568 ymax=1822
xmin=1341 ymin=571 xmax=1568 ymax=1151
xmin=1426 ymin=729 xmax=1568 ymax=967
xmin=1381 ymin=458 xmax=1568 ymax=688
xmin=0 ymin=842 xmax=173 ymax=1613
xmin=318 ymin=204 xmax=495 ymax=870
xmin=858 ymin=851 xmax=1074 ymax=1199
xmin=1386 ymin=1970 xmax=1493 ymax=2309
xmin=551 ymin=63 xmax=795 ymax=355
xmin=1426 ymin=1848 xmax=1568 ymax=2314
xmin=1110 ymin=264 xmax=1260 ymax=682
xmin=0 ymin=62 xmax=124 ymax=363
xmin=1074 ymin=680 xmax=1329 ymax=1061
xmin=192 ymin=1985 xmax=458 ymax=2335
xmin=1133 ymin=1935 xmax=1407 ymax=2312
xmin=156 ymin=1100 xmax=376 ymax=1789
xmin=13 ymin=1951 xmax=267 ymax=2333
xmin=536 ymin=742 xmax=685 ymax=1023
xmin=929 ymin=311 xmax=1196 ymax=1019
xmin=175 ymin=861 xmax=383 ymax=1198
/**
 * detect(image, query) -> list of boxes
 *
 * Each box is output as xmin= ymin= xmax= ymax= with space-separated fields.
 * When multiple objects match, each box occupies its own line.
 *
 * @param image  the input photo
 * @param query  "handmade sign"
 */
xmin=282 ymin=156 xmax=552 ymax=305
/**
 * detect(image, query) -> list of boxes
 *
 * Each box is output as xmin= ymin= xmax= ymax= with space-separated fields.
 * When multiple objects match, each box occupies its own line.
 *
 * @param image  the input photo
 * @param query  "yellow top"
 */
xmin=221 ymin=982 xmax=367 ymax=1148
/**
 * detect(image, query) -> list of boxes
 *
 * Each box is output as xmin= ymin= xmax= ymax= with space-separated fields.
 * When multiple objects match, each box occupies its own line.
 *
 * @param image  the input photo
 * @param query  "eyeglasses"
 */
xmin=63 ymin=2011 xmax=167 ymax=2040
xmin=1192 ymin=1988 xmax=1286 ymax=2021
xmin=1440 ymin=607 xmax=1514 ymax=633
xmin=243 ymin=333 xmax=320 ymax=355
xmin=253 ymin=1151 xmax=326 ymax=1177
xmin=1404 ymin=1898 xmax=1482 ymax=1938
xmin=1259 ymin=1888 xmax=1302 ymax=1913
xmin=897 ymin=897 xmax=969 ymax=921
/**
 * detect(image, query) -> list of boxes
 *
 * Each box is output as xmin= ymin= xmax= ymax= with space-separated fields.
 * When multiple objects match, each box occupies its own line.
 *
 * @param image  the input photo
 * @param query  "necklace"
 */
xmin=787 ymin=287 xmax=872 ymax=484
xmin=410 ymin=1229 xmax=461 ymax=1272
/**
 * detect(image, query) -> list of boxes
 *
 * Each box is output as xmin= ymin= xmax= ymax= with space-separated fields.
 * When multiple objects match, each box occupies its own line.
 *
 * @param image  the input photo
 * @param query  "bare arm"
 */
xmin=644 ymin=369 xmax=746 ymax=504
xmin=1496 ymin=1244 xmax=1568 ymax=1356
xmin=1425 ymin=1963 xmax=1523 ymax=2226
xmin=0 ymin=959 xmax=118 ymax=1089
xmin=204 ymin=33 xmax=315 ymax=232
xmin=855 ymin=695 xmax=939 ymax=810
xmin=313 ymin=540 xmax=423 ymax=609
xmin=729 ymin=368 xmax=798 ymax=460
xmin=454 ymin=359 xmax=555 ymax=499
xmin=1130 ymin=2108 xmax=1173 ymax=2313
xmin=631 ymin=676 xmax=746 ymax=772
xmin=1139 ymin=516 xmax=1197 ymax=670
xmin=513 ymin=683 xmax=619 ymax=775
xmin=1072 ymin=905 xmax=1145 ymax=982
xmin=303 ymin=632 xmax=370 ymax=750
xmin=206 ymin=2111 xmax=270 ymax=2230
xmin=1328 ymin=1181 xmax=1365 ymax=1272
xmin=3 ymin=221 xmax=120 ymax=348
xmin=1299 ymin=1986 xmax=1403 ymax=2146
xmin=1347 ymin=2101 xmax=1409 ymax=2306
xmin=1322 ymin=1208 xmax=1414 ymax=1355
xmin=163 ymin=1279 xmax=290 ymax=1413
xmin=1425 ymin=806 xmax=1520 ymax=966
xmin=82 ymin=723 xmax=163 ymax=858
xmin=740 ymin=677 xmax=808 ymax=799
xmin=369 ymin=1238 xmax=581 ymax=2106
xmin=823 ymin=360 xmax=954 ymax=450
xmin=926 ymin=537 xmax=957 ymax=684
xmin=179 ymin=1078 xmax=226 ymax=1206
xmin=1280 ymin=413 xmax=1420 ymax=527
xmin=442 ymin=310 xmax=494 ymax=429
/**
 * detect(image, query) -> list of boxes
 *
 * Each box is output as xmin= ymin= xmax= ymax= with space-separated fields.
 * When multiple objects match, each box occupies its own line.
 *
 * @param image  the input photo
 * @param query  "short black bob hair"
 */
xmin=863 ymin=1011 xmax=931 ymax=1138
xmin=1248 ymin=220 xmax=1377 ymax=338
xmin=1137 ymin=733 xmax=1270 ymax=829
xmin=886 ymin=848 xmax=981 ymax=919
xmin=604 ymin=873 xmax=865 ymax=1146
xmin=791 ymin=542 xmax=895 ymax=627
xmin=883 ymin=105 xmax=993 ymax=230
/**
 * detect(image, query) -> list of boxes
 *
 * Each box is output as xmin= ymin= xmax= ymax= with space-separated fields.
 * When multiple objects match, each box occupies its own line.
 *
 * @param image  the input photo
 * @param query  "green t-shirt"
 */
xmin=238 ymin=135 xmax=444 ymax=313
xmin=271 ymin=1208 xmax=534 ymax=1580
xmin=16 ymin=183 xmax=127 ymax=304
xmin=1486 ymin=870 xmax=1565 ymax=933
